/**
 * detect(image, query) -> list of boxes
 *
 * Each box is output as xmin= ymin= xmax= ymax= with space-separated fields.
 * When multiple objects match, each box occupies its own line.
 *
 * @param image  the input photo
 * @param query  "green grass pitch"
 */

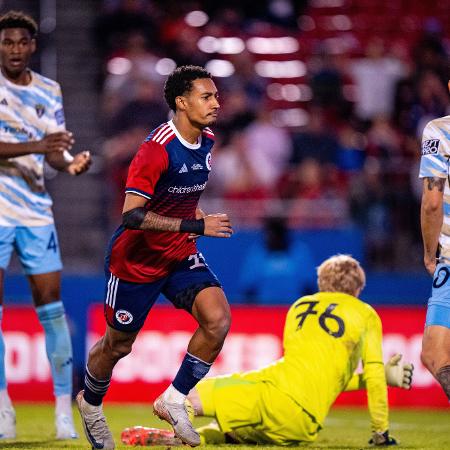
xmin=1 ymin=403 xmax=448 ymax=449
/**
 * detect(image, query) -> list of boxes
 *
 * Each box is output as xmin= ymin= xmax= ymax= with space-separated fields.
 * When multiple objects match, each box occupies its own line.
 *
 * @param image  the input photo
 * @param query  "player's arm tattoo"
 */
xmin=123 ymin=207 xmax=181 ymax=232
xmin=425 ymin=177 xmax=445 ymax=192
xmin=141 ymin=210 xmax=181 ymax=232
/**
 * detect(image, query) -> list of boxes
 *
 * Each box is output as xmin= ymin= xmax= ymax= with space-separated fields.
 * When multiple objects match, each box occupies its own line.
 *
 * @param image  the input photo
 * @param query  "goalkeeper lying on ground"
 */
xmin=122 ymin=255 xmax=413 ymax=447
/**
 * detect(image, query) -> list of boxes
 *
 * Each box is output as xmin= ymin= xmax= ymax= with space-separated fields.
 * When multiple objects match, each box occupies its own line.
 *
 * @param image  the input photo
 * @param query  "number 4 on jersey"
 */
xmin=47 ymin=231 xmax=58 ymax=252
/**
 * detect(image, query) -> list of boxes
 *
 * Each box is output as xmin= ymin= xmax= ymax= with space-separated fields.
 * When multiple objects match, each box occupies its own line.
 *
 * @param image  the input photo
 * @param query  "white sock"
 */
xmin=163 ymin=384 xmax=186 ymax=404
xmin=55 ymin=394 xmax=72 ymax=417
xmin=0 ymin=389 xmax=12 ymax=409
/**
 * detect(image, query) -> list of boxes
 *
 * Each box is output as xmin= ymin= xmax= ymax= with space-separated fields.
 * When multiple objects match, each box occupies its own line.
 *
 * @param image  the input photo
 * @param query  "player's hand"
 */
xmin=66 ymin=151 xmax=91 ymax=175
xmin=385 ymin=354 xmax=414 ymax=389
xmin=38 ymin=131 xmax=74 ymax=153
xmin=424 ymin=254 xmax=436 ymax=276
xmin=203 ymin=213 xmax=232 ymax=238
xmin=369 ymin=430 xmax=398 ymax=446
xmin=189 ymin=208 xmax=206 ymax=241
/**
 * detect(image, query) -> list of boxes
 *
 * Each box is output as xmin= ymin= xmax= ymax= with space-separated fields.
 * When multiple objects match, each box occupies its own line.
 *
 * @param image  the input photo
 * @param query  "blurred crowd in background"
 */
xmin=93 ymin=0 xmax=449 ymax=270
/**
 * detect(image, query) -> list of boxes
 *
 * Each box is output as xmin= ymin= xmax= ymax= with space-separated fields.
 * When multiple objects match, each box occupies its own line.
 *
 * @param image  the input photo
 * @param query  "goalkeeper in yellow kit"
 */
xmin=122 ymin=255 xmax=413 ymax=447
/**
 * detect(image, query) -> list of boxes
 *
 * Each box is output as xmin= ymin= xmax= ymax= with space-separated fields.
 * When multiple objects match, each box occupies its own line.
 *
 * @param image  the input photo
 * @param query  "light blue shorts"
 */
xmin=426 ymin=264 xmax=450 ymax=328
xmin=0 ymin=225 xmax=63 ymax=275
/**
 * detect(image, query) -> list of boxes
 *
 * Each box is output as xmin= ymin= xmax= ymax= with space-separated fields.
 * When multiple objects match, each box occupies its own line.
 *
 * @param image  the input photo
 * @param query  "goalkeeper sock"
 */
xmin=36 ymin=301 xmax=73 ymax=397
xmin=436 ymin=365 xmax=450 ymax=401
xmin=171 ymin=352 xmax=212 ymax=398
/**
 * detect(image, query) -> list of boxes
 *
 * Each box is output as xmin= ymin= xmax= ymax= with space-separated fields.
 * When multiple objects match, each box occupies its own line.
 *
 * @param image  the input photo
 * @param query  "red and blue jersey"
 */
xmin=107 ymin=120 xmax=215 ymax=283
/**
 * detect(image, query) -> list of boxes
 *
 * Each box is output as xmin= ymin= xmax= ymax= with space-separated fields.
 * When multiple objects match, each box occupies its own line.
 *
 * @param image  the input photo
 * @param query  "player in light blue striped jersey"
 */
xmin=419 ymin=80 xmax=450 ymax=404
xmin=0 ymin=10 xmax=91 ymax=440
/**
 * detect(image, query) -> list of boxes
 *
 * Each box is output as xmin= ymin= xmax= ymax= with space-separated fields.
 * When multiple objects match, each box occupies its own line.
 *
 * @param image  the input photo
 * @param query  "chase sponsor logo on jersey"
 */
xmin=422 ymin=139 xmax=440 ymax=155
xmin=55 ymin=108 xmax=65 ymax=125
xmin=206 ymin=152 xmax=211 ymax=171
xmin=35 ymin=104 xmax=45 ymax=118
xmin=191 ymin=163 xmax=203 ymax=170
xmin=115 ymin=309 xmax=133 ymax=325
xmin=179 ymin=163 xmax=188 ymax=173
xmin=168 ymin=182 xmax=207 ymax=194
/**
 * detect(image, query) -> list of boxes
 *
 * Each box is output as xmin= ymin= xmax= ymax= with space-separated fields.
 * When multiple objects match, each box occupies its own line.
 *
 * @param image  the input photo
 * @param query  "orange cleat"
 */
xmin=121 ymin=426 xmax=183 ymax=446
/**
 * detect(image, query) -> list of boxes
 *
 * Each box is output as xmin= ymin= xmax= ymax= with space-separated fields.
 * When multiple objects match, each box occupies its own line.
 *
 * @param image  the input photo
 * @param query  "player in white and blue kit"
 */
xmin=0 ymin=11 xmax=91 ymax=439
xmin=419 ymin=80 xmax=450 ymax=403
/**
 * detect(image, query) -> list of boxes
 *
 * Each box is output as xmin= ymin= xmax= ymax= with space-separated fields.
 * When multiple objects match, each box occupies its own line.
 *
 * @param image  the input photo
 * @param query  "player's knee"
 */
xmin=421 ymin=346 xmax=440 ymax=374
xmin=32 ymin=285 xmax=60 ymax=304
xmin=204 ymin=311 xmax=231 ymax=345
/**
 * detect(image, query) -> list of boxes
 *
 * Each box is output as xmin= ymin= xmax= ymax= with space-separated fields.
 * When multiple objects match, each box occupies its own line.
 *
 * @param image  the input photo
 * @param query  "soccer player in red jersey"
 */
xmin=77 ymin=66 xmax=232 ymax=449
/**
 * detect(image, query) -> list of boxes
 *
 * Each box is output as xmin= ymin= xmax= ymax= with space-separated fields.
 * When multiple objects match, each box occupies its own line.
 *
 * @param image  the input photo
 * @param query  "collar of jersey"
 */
xmin=1 ymin=68 xmax=34 ymax=90
xmin=168 ymin=119 xmax=201 ymax=150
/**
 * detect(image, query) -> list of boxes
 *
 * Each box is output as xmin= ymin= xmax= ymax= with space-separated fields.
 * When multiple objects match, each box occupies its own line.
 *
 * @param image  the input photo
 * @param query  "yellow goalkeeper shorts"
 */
xmin=196 ymin=374 xmax=320 ymax=446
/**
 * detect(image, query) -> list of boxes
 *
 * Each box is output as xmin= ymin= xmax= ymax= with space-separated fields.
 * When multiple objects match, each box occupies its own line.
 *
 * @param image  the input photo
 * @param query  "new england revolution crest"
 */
xmin=35 ymin=104 xmax=45 ymax=118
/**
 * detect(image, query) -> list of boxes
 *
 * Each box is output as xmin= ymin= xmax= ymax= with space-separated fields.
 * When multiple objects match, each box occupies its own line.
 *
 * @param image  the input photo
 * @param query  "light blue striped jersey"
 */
xmin=419 ymin=115 xmax=450 ymax=262
xmin=0 ymin=69 xmax=66 ymax=226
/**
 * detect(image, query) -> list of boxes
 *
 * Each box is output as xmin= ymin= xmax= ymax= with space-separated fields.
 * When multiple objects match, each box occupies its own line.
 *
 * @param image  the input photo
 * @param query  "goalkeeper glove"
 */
xmin=385 ymin=354 xmax=414 ymax=389
xmin=369 ymin=430 xmax=398 ymax=446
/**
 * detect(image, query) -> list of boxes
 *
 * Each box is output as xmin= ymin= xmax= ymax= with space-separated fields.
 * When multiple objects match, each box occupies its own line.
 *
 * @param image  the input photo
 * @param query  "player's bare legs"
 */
xmin=27 ymin=271 xmax=78 ymax=439
xmin=153 ymin=287 xmax=231 ymax=446
xmin=86 ymin=325 xmax=139 ymax=379
xmin=189 ymin=287 xmax=231 ymax=362
xmin=421 ymin=325 xmax=450 ymax=400
xmin=77 ymin=325 xmax=138 ymax=450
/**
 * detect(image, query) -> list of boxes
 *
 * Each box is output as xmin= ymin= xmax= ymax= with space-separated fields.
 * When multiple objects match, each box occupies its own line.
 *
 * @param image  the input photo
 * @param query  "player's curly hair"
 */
xmin=317 ymin=254 xmax=366 ymax=297
xmin=0 ymin=10 xmax=38 ymax=38
xmin=164 ymin=65 xmax=212 ymax=112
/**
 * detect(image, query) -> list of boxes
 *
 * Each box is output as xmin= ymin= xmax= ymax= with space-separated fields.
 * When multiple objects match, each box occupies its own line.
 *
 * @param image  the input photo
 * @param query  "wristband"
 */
xmin=180 ymin=218 xmax=205 ymax=235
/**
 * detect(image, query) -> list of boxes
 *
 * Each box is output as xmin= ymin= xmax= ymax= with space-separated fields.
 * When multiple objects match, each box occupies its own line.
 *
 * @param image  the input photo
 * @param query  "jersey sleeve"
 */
xmin=360 ymin=308 xmax=389 ymax=433
xmin=419 ymin=120 xmax=448 ymax=179
xmin=46 ymin=83 xmax=66 ymax=133
xmin=125 ymin=141 xmax=169 ymax=199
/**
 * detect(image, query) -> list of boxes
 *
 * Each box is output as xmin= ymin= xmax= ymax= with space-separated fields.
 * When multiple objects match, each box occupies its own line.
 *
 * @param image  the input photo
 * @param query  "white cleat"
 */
xmin=76 ymin=390 xmax=115 ymax=449
xmin=0 ymin=407 xmax=16 ymax=439
xmin=56 ymin=412 xmax=79 ymax=439
xmin=153 ymin=395 xmax=200 ymax=447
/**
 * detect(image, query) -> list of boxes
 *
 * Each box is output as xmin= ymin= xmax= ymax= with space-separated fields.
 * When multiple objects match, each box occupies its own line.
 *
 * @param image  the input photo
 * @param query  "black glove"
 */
xmin=369 ymin=430 xmax=398 ymax=446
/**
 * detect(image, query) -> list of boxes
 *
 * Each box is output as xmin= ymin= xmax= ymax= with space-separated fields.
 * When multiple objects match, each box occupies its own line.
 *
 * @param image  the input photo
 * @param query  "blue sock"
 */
xmin=172 ymin=352 xmax=212 ymax=395
xmin=83 ymin=366 xmax=110 ymax=406
xmin=0 ymin=306 xmax=5 ymax=390
xmin=36 ymin=301 xmax=73 ymax=397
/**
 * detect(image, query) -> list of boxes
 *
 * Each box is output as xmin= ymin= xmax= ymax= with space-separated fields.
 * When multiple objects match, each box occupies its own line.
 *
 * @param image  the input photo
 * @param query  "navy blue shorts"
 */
xmin=104 ymin=252 xmax=221 ymax=332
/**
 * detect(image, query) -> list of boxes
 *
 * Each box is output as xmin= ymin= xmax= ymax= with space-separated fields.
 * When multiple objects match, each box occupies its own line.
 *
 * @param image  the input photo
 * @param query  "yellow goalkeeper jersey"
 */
xmin=245 ymin=292 xmax=388 ymax=432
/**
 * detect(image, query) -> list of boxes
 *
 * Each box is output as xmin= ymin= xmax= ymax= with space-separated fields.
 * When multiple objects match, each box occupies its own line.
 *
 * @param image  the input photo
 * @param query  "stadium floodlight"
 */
xmin=155 ymin=58 xmax=177 ymax=76
xmin=205 ymin=60 xmax=235 ymax=77
xmin=185 ymin=10 xmax=209 ymax=27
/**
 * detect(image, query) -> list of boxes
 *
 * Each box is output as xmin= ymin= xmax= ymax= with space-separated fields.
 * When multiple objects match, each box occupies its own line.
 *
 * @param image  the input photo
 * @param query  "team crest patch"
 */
xmin=115 ymin=309 xmax=133 ymax=325
xmin=35 ymin=104 xmax=45 ymax=118
xmin=422 ymin=139 xmax=440 ymax=155
xmin=206 ymin=152 xmax=211 ymax=171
